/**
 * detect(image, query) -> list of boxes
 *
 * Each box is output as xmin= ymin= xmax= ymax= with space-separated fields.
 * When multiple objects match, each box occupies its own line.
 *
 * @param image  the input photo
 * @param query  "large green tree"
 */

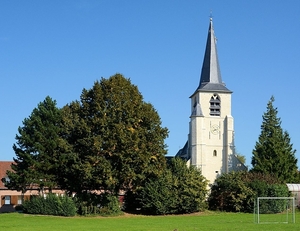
xmin=251 ymin=96 xmax=298 ymax=183
xmin=59 ymin=74 xmax=169 ymax=196
xmin=3 ymin=96 xmax=67 ymax=193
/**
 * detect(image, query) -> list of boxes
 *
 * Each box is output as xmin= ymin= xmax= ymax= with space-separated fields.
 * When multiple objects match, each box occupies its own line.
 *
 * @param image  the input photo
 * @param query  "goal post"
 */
xmin=254 ymin=197 xmax=295 ymax=224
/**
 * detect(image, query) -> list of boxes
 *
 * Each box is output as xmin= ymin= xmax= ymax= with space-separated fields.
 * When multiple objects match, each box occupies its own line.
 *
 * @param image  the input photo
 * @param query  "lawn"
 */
xmin=0 ymin=211 xmax=299 ymax=231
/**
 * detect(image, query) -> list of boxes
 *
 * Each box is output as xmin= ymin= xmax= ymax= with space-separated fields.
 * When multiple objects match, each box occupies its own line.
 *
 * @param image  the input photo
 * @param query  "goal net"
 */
xmin=254 ymin=197 xmax=295 ymax=224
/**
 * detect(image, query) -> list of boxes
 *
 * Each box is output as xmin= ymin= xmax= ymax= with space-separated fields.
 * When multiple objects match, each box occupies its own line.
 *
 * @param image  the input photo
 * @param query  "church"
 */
xmin=176 ymin=18 xmax=247 ymax=184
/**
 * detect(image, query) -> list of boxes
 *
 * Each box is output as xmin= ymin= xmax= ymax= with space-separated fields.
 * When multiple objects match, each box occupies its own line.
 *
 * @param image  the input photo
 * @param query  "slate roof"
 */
xmin=191 ymin=102 xmax=204 ymax=117
xmin=0 ymin=161 xmax=13 ymax=189
xmin=192 ymin=18 xmax=231 ymax=96
xmin=175 ymin=141 xmax=190 ymax=160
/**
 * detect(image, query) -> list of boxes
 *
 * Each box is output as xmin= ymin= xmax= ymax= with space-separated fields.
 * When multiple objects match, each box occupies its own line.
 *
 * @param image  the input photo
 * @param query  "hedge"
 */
xmin=23 ymin=193 xmax=76 ymax=217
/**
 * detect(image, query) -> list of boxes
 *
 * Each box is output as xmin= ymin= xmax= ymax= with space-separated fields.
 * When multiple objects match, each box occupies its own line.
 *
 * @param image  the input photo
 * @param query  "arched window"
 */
xmin=210 ymin=94 xmax=220 ymax=116
xmin=213 ymin=150 xmax=217 ymax=157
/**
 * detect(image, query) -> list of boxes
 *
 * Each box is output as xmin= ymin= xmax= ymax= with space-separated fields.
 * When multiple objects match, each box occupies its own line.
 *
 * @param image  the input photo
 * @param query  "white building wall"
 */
xmin=189 ymin=91 xmax=234 ymax=185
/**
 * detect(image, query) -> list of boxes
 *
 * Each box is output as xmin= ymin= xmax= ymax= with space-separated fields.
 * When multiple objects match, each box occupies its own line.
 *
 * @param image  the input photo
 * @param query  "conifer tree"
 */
xmin=251 ymin=96 xmax=298 ymax=183
xmin=3 ymin=96 xmax=67 ymax=194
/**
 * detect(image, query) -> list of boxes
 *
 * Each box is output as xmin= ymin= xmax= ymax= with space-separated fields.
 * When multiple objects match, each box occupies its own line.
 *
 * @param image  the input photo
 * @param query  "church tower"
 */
xmin=176 ymin=18 xmax=246 ymax=184
xmin=188 ymin=18 xmax=234 ymax=184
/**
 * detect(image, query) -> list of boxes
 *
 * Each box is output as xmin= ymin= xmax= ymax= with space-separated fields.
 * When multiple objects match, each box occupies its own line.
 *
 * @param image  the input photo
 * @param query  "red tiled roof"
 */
xmin=0 ymin=161 xmax=14 ymax=188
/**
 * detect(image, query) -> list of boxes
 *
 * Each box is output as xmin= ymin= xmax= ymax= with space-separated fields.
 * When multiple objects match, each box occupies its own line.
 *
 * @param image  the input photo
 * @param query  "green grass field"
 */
xmin=0 ymin=211 xmax=299 ymax=231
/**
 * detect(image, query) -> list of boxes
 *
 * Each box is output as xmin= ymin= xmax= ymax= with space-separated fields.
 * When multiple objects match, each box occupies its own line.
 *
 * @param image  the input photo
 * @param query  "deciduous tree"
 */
xmin=59 ymin=74 xmax=169 ymax=195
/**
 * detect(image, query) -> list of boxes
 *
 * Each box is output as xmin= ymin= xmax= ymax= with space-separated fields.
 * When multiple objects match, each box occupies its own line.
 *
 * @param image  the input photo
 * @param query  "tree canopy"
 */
xmin=57 ymin=74 xmax=169 ymax=195
xmin=251 ymin=96 xmax=298 ymax=183
xmin=4 ymin=96 xmax=66 ymax=193
xmin=4 ymin=74 xmax=169 ymax=200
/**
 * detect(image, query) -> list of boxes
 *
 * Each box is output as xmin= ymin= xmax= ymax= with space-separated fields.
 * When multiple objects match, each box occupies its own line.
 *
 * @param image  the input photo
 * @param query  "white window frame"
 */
xmin=4 ymin=196 xmax=11 ymax=205
xmin=18 ymin=196 xmax=22 ymax=205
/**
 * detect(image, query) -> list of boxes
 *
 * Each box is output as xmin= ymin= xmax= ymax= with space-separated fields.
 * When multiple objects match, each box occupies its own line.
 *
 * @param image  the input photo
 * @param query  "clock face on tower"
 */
xmin=210 ymin=124 xmax=219 ymax=134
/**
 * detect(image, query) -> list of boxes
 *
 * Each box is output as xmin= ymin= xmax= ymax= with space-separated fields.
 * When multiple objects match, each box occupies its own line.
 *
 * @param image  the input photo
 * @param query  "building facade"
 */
xmin=0 ymin=161 xmax=65 ymax=213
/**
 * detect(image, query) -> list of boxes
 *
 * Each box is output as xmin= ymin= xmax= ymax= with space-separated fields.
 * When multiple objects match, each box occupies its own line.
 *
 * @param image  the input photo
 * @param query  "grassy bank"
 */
xmin=0 ymin=211 xmax=299 ymax=231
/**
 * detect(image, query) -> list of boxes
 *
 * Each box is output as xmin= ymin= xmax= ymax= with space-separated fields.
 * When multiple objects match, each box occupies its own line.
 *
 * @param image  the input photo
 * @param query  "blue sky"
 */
xmin=1 ymin=1 xmax=300 ymax=168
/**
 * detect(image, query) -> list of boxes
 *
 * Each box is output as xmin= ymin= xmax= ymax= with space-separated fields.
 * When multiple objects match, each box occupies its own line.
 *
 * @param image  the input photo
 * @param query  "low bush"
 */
xmin=208 ymin=171 xmax=289 ymax=213
xmin=22 ymin=193 xmax=76 ymax=217
xmin=75 ymin=192 xmax=122 ymax=216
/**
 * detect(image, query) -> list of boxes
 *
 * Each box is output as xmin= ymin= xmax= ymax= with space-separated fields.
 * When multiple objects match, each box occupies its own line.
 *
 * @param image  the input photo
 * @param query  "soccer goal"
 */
xmin=254 ymin=197 xmax=295 ymax=224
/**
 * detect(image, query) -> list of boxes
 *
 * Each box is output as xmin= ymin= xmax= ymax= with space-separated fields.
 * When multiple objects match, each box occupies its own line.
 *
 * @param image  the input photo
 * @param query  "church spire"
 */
xmin=195 ymin=18 xmax=231 ymax=93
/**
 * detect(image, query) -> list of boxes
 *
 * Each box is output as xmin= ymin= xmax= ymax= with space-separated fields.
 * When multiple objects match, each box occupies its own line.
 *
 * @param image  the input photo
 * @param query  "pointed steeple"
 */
xmin=194 ymin=18 xmax=231 ymax=93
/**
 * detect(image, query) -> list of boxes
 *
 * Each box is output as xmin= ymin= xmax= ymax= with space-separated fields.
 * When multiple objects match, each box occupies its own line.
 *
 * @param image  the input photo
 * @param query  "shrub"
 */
xmin=139 ymin=158 xmax=208 ymax=215
xmin=208 ymin=171 xmax=254 ymax=212
xmin=208 ymin=171 xmax=289 ymax=213
xmin=23 ymin=194 xmax=76 ymax=216
xmin=75 ymin=192 xmax=122 ymax=216
xmin=140 ymin=170 xmax=177 ymax=215
xmin=59 ymin=194 xmax=77 ymax=216
xmin=99 ymin=193 xmax=122 ymax=216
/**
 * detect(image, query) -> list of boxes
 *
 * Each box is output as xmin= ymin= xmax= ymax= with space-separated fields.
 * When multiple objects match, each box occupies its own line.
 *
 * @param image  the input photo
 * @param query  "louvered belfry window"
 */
xmin=210 ymin=94 xmax=220 ymax=116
